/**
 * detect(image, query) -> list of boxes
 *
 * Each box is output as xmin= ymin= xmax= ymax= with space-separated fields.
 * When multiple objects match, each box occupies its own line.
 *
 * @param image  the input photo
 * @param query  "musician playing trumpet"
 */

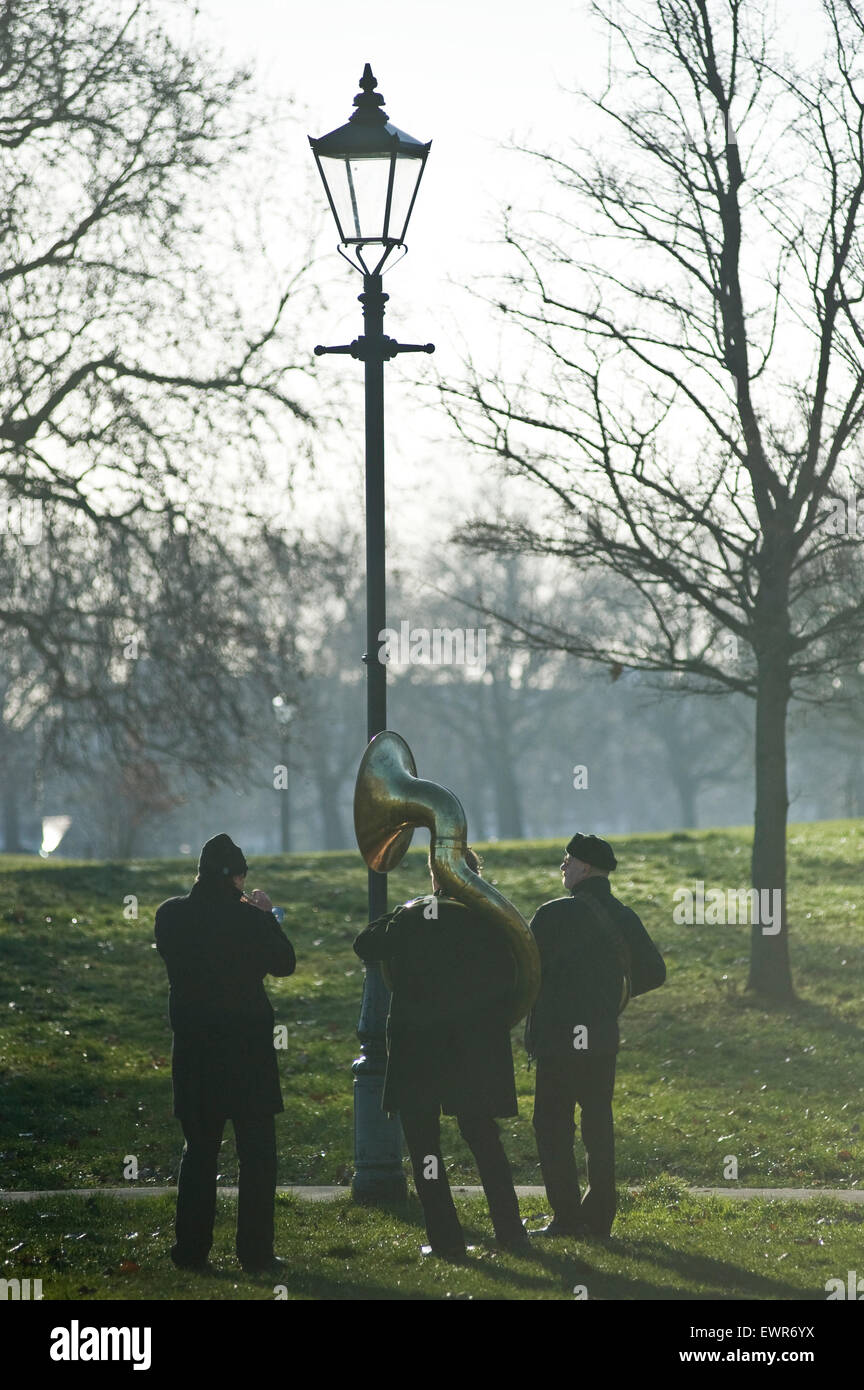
xmin=353 ymin=847 xmax=529 ymax=1259
xmin=154 ymin=833 xmax=296 ymax=1274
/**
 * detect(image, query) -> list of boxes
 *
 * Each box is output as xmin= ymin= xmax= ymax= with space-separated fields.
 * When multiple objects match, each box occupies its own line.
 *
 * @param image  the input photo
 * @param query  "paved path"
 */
xmin=1 ymin=1185 xmax=862 ymax=1203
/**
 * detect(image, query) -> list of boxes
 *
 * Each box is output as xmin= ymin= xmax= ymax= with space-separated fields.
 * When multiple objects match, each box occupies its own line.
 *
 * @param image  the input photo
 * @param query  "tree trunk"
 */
xmin=279 ymin=783 xmax=291 ymax=853
xmin=494 ymin=754 xmax=525 ymax=840
xmin=670 ymin=767 xmax=698 ymax=830
xmin=748 ymin=652 xmax=794 ymax=998
xmin=844 ymin=754 xmax=864 ymax=817
xmin=490 ymin=676 xmax=525 ymax=839
xmin=2 ymin=774 xmax=23 ymax=852
xmin=318 ymin=773 xmax=347 ymax=850
xmin=650 ymin=701 xmax=701 ymax=829
xmin=278 ymin=736 xmax=291 ymax=852
xmin=113 ymin=802 xmax=143 ymax=860
xmin=465 ymin=745 xmax=492 ymax=839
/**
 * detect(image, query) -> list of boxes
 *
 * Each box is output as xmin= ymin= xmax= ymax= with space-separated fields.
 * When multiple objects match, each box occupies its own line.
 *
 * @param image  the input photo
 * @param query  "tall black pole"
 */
xmin=279 ymin=728 xmax=291 ymax=853
xmin=362 ymin=276 xmax=387 ymax=783
xmin=350 ymin=273 xmax=407 ymax=1202
xmin=314 ymin=271 xmax=434 ymax=1204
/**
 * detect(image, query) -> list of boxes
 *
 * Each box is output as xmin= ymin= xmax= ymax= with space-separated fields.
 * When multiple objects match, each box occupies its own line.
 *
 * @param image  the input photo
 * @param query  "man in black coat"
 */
xmin=526 ymin=833 xmax=665 ymax=1239
xmin=353 ymin=848 xmax=528 ymax=1259
xmin=154 ymin=833 xmax=296 ymax=1273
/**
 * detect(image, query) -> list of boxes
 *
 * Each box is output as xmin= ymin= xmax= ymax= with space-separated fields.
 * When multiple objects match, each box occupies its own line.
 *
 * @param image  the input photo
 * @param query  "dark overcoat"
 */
xmin=525 ymin=875 xmax=666 ymax=1059
xmin=154 ymin=880 xmax=296 ymax=1124
xmin=353 ymin=895 xmax=518 ymax=1118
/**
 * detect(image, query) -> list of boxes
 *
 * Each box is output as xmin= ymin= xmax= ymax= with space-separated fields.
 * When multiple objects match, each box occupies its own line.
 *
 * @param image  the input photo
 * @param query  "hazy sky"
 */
xmin=189 ymin=0 xmax=805 ymax=330
xmin=180 ymin=0 xmax=604 ymax=550
xmin=181 ymin=0 xmax=824 ymax=563
xmin=194 ymin=0 xmax=593 ymax=286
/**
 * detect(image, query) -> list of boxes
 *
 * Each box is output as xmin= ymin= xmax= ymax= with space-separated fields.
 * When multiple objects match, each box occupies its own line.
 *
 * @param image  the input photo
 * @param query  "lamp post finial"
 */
xmin=351 ymin=63 xmax=388 ymax=124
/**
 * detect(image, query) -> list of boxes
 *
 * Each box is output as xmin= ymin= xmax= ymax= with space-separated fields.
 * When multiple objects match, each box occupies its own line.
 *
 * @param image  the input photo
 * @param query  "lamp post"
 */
xmin=272 ymin=694 xmax=296 ymax=853
xmin=310 ymin=65 xmax=433 ymax=1202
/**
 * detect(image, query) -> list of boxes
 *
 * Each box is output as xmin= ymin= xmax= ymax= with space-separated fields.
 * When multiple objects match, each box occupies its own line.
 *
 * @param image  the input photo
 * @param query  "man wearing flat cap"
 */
xmin=154 ymin=833 xmax=296 ymax=1273
xmin=526 ymin=832 xmax=665 ymax=1239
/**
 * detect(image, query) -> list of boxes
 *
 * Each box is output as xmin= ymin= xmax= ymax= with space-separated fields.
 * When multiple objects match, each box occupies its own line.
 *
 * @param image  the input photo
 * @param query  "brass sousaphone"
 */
xmin=353 ymin=730 xmax=541 ymax=1024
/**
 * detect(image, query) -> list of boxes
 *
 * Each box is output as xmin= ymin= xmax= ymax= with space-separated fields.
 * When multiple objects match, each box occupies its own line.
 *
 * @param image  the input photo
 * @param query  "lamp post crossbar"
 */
xmin=315 ymin=339 xmax=435 ymax=360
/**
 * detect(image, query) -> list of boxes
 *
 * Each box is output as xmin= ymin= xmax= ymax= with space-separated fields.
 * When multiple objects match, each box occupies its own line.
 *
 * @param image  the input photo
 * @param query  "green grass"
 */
xmin=0 ymin=821 xmax=862 ymax=1196
xmin=2 ymin=1180 xmax=860 ymax=1300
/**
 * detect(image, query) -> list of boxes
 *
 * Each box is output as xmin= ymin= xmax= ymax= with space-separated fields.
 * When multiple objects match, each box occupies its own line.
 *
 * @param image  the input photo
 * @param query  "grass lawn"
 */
xmin=1 ymin=821 xmax=862 ymax=1301
xmin=1 ymin=821 xmax=862 ymax=1195
xmin=2 ymin=1180 xmax=860 ymax=1300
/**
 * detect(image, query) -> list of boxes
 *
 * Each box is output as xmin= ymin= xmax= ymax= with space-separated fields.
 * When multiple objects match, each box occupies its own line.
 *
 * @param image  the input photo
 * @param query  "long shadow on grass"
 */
xmin=358 ymin=1207 xmax=786 ymax=1301
xmin=784 ymin=997 xmax=864 ymax=1041
xmin=565 ymin=1234 xmax=815 ymax=1300
xmin=454 ymin=1232 xmax=790 ymax=1301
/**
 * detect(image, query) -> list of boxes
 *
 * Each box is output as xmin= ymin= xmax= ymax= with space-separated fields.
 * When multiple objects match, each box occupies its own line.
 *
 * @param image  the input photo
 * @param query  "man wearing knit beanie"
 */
xmin=154 ymin=833 xmax=296 ymax=1274
xmin=525 ymin=832 xmax=665 ymax=1240
xmin=197 ymin=832 xmax=249 ymax=880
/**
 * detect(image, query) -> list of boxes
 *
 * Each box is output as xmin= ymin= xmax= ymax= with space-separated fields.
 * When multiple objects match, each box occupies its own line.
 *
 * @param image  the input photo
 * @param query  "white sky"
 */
xmin=194 ymin=0 xmax=593 ymax=280
xmin=177 ymin=0 xmax=605 ymax=552
xmin=180 ymin=0 xmax=829 ymax=566
xmin=189 ymin=0 xmax=815 ymax=331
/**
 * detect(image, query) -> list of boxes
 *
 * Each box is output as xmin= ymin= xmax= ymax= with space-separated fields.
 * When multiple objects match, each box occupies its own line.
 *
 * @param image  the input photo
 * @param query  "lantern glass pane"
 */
xmin=387 ymin=155 xmax=425 ymax=242
xmin=321 ymin=154 xmax=392 ymax=242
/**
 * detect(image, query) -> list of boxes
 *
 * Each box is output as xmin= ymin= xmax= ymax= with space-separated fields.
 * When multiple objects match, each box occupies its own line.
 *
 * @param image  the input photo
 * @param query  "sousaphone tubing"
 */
xmin=353 ymin=730 xmax=540 ymax=1024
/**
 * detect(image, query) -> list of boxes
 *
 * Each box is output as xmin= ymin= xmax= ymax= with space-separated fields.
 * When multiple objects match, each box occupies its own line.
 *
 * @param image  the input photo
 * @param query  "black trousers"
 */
xmin=532 ymin=1052 xmax=617 ymax=1235
xmin=173 ymin=1112 xmax=277 ymax=1266
xmin=399 ymin=1100 xmax=523 ymax=1252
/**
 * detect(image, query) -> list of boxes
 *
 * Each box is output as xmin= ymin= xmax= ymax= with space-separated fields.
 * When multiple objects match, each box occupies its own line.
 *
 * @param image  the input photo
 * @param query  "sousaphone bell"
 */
xmin=353 ymin=730 xmax=540 ymax=1024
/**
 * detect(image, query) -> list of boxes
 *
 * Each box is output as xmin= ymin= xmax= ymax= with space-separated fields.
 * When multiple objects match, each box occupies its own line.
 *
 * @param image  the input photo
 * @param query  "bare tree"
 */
xmin=0 ymin=0 xmax=337 ymax=792
xmin=440 ymin=0 xmax=864 ymax=999
xmin=387 ymin=550 xmax=578 ymax=838
xmin=1 ymin=501 xmax=343 ymax=785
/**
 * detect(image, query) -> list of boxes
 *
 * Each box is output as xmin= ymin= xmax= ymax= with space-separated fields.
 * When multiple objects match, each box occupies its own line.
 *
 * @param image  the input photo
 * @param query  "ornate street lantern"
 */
xmin=309 ymin=64 xmax=431 ymax=274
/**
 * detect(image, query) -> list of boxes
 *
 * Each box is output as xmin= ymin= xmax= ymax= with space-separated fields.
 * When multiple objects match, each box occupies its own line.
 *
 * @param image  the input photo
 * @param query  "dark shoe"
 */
xmin=529 ymin=1219 xmax=586 ymax=1239
xmin=421 ymin=1243 xmax=471 ymax=1261
xmin=170 ymin=1249 xmax=210 ymax=1272
xmin=240 ymin=1254 xmax=287 ymax=1275
xmin=496 ymin=1228 xmax=533 ymax=1254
